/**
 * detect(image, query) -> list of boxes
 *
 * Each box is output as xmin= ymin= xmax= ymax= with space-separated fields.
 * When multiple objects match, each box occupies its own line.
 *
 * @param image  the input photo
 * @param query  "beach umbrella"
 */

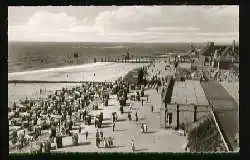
xmin=9 ymin=126 xmax=22 ymax=133
xmin=68 ymin=95 xmax=74 ymax=100
xmin=8 ymin=112 xmax=15 ymax=119
xmin=19 ymin=112 xmax=29 ymax=118
xmin=75 ymin=91 xmax=80 ymax=96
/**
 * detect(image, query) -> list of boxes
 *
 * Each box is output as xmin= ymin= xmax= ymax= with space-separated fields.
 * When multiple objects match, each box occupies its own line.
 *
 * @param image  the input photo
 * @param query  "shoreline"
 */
xmin=8 ymin=62 xmax=149 ymax=107
xmin=8 ymin=62 xmax=113 ymax=77
xmin=8 ymin=62 xmax=149 ymax=82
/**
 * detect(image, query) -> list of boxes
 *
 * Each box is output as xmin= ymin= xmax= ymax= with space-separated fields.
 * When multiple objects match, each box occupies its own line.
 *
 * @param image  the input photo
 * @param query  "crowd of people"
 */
xmin=214 ymin=70 xmax=239 ymax=82
xmin=9 ymin=60 xmax=176 ymax=153
xmin=8 ymin=77 xmax=140 ymax=153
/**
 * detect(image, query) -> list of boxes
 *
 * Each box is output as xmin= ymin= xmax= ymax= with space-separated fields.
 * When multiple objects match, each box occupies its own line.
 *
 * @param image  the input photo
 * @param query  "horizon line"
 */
xmin=8 ymin=40 xmax=239 ymax=44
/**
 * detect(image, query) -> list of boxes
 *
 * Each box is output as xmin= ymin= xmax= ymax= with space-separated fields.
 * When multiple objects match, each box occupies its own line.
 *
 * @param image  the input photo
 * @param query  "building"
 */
xmin=160 ymin=80 xmax=210 ymax=130
xmin=211 ymin=42 xmax=239 ymax=70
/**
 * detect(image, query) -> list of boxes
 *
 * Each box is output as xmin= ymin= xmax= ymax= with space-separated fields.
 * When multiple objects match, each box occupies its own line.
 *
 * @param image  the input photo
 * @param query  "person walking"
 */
xmin=78 ymin=126 xmax=81 ymax=134
xmin=100 ymin=130 xmax=104 ymax=140
xmin=128 ymin=113 xmax=132 ymax=121
xmin=94 ymin=117 xmax=97 ymax=128
xmin=151 ymin=105 xmax=154 ymax=112
xmin=112 ymin=122 xmax=116 ymax=132
xmin=96 ymin=129 xmax=99 ymax=139
xmin=96 ymin=137 xmax=100 ymax=148
xmin=144 ymin=124 xmax=148 ymax=133
xmin=85 ymin=131 xmax=88 ymax=141
xmin=130 ymin=103 xmax=133 ymax=111
xmin=103 ymin=137 xmax=106 ymax=148
xmin=115 ymin=113 xmax=118 ymax=122
xmin=146 ymin=96 xmax=148 ymax=102
xmin=112 ymin=113 xmax=115 ymax=123
xmin=141 ymin=123 xmax=144 ymax=133
xmin=141 ymin=99 xmax=144 ymax=106
xmin=135 ymin=112 xmax=138 ymax=122
xmin=96 ymin=130 xmax=100 ymax=148
xmin=130 ymin=139 xmax=135 ymax=152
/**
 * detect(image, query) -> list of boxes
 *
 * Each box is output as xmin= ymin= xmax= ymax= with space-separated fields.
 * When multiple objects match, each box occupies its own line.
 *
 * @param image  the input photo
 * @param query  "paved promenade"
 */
xmin=52 ymin=87 xmax=186 ymax=152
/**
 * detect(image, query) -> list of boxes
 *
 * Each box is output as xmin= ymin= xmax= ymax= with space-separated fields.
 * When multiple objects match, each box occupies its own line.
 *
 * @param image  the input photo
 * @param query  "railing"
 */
xmin=209 ymin=107 xmax=230 ymax=152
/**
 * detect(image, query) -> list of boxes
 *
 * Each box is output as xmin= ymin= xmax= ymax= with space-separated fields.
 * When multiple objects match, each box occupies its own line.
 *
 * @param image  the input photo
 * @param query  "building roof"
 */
xmin=171 ymin=80 xmax=209 ymax=106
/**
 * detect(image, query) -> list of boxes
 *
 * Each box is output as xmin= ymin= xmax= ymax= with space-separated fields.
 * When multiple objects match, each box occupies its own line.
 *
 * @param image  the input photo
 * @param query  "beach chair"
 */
xmin=104 ymin=98 xmax=108 ymax=106
xmin=85 ymin=116 xmax=91 ymax=125
xmin=44 ymin=140 xmax=51 ymax=153
xmin=56 ymin=135 xmax=63 ymax=148
xmin=72 ymin=133 xmax=78 ymax=146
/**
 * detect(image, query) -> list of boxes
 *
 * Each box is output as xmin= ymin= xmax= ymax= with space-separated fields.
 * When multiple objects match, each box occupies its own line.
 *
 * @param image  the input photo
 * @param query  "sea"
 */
xmin=8 ymin=41 xmax=205 ymax=106
xmin=8 ymin=41 xmax=205 ymax=73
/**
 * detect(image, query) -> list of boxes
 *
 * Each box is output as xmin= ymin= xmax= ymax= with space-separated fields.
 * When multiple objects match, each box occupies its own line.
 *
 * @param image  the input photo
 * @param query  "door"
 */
xmin=167 ymin=112 xmax=173 ymax=127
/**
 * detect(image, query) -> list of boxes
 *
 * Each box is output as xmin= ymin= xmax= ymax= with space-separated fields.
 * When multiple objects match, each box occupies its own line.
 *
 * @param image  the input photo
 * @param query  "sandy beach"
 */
xmin=9 ymin=62 xmax=148 ymax=82
xmin=8 ymin=62 xmax=149 ymax=108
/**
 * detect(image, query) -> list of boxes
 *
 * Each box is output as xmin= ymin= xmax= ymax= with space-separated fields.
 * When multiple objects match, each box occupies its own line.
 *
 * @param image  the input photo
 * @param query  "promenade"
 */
xmin=51 ymin=60 xmax=187 ymax=153
xmin=51 ymin=88 xmax=186 ymax=153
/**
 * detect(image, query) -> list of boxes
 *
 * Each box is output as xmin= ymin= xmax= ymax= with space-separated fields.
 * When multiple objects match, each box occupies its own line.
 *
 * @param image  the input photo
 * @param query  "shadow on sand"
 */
xmin=115 ymin=129 xmax=127 ymax=132
xmin=102 ymin=122 xmax=113 ymax=126
xmin=60 ymin=141 xmax=91 ymax=149
xmin=152 ymin=111 xmax=160 ymax=114
xmin=135 ymin=148 xmax=148 ymax=152
xmin=117 ymin=118 xmax=127 ymax=122
xmin=139 ymin=117 xmax=146 ymax=121
xmin=79 ymin=132 xmax=92 ymax=136
xmin=100 ymin=125 xmax=112 ymax=128
xmin=113 ymin=145 xmax=125 ymax=148
xmin=145 ymin=131 xmax=157 ymax=134
xmin=99 ymin=145 xmax=125 ymax=149
xmin=103 ymin=118 xmax=111 ymax=121
xmin=95 ymin=108 xmax=104 ymax=111
xmin=123 ymin=111 xmax=132 ymax=114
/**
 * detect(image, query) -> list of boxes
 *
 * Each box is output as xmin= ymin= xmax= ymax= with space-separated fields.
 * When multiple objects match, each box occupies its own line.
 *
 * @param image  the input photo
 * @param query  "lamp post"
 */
xmin=176 ymin=103 xmax=180 ymax=130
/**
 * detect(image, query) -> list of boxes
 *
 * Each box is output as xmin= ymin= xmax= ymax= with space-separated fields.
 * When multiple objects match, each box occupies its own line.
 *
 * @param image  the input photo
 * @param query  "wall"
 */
xmin=166 ymin=104 xmax=210 ymax=129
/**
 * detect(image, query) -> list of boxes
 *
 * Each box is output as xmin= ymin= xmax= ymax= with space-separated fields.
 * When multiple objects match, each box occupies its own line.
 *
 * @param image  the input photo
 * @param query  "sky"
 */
xmin=8 ymin=6 xmax=239 ymax=43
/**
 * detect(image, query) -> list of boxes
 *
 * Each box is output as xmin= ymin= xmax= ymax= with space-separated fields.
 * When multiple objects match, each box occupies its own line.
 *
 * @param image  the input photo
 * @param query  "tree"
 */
xmin=126 ymin=52 xmax=130 ymax=60
xmin=137 ymin=68 xmax=144 ymax=85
